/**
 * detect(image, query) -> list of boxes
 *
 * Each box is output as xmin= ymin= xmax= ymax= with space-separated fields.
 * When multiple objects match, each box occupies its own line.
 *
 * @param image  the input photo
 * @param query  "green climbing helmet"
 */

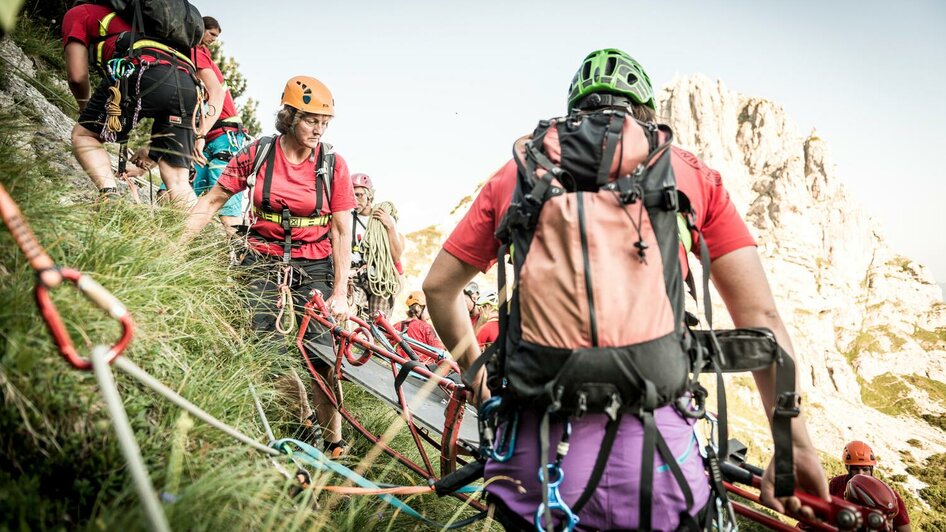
xmin=567 ymin=48 xmax=655 ymax=111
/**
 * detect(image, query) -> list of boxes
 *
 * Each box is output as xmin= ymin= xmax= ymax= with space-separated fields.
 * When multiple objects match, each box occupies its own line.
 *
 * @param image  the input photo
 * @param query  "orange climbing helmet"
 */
xmin=280 ymin=75 xmax=334 ymax=116
xmin=406 ymin=291 xmax=426 ymax=308
xmin=842 ymin=440 xmax=877 ymax=467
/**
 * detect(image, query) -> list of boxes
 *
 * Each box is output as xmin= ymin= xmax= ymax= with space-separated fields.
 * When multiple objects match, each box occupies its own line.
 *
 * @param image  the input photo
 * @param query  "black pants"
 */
xmin=79 ymin=62 xmax=197 ymax=169
xmin=240 ymin=252 xmax=335 ymax=364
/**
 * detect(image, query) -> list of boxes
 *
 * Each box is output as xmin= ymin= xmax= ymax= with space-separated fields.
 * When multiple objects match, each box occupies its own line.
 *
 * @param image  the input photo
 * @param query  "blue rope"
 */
xmin=271 ymin=438 xmax=483 ymax=528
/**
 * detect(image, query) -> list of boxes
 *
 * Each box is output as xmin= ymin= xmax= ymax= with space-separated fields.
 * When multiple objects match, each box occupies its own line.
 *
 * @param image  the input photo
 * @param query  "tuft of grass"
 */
xmin=7 ymin=15 xmax=78 ymax=118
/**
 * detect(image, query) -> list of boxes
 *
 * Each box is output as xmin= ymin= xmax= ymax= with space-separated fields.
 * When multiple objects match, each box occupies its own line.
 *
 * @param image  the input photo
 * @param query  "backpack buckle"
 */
xmin=574 ymin=392 xmax=588 ymax=419
xmin=604 ymin=393 xmax=622 ymax=421
xmin=773 ymin=392 xmax=801 ymax=418
xmin=664 ymin=187 xmax=678 ymax=211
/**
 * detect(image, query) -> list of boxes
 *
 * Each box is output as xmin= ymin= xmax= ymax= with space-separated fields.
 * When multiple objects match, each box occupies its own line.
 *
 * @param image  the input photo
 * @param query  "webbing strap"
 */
xmin=261 ymin=139 xmax=279 ymax=212
xmin=132 ymin=40 xmax=196 ymax=70
xmin=394 ymin=360 xmax=424 ymax=392
xmin=538 ymin=411 xmax=553 ymax=532
xmin=252 ymin=208 xmax=331 ymax=227
xmin=655 ymin=429 xmax=695 ymax=514
xmin=596 ymin=113 xmax=625 ymax=186
xmin=247 ymin=135 xmax=276 ymax=187
xmin=772 ymin=347 xmax=798 ymax=497
xmin=640 ymin=408 xmax=657 ymax=530
xmin=314 ymin=143 xmax=334 ymax=214
xmin=571 ymin=412 xmax=622 ymax=515
xmin=315 ymin=160 xmax=325 ymax=214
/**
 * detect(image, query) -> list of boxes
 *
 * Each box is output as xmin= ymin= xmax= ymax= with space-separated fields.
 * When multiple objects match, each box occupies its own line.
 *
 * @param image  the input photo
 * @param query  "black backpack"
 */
xmin=104 ymin=0 xmax=203 ymax=53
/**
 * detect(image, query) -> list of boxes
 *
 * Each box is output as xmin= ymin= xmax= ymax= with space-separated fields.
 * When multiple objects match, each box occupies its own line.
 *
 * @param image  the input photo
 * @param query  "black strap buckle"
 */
xmin=664 ymin=187 xmax=678 ymax=211
xmin=281 ymin=207 xmax=293 ymax=262
xmin=773 ymin=392 xmax=801 ymax=418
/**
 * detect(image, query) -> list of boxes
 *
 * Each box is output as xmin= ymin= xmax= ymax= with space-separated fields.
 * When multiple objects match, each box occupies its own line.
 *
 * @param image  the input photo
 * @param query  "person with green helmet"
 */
xmin=424 ymin=48 xmax=829 ymax=530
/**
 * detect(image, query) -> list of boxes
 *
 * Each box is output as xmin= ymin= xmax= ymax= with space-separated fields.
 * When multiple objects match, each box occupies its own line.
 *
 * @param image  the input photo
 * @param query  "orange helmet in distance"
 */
xmin=842 ymin=440 xmax=877 ymax=467
xmin=281 ymin=75 xmax=334 ymax=116
xmin=406 ymin=291 xmax=426 ymax=308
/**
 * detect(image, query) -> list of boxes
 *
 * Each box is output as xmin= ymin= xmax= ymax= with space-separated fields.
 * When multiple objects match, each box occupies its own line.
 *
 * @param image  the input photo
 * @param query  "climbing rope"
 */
xmin=92 ymin=348 xmax=170 ymax=532
xmin=362 ymin=201 xmax=401 ymax=299
xmin=101 ymin=84 xmax=123 ymax=143
xmin=274 ymin=265 xmax=297 ymax=334
xmin=100 ymin=58 xmax=136 ymax=143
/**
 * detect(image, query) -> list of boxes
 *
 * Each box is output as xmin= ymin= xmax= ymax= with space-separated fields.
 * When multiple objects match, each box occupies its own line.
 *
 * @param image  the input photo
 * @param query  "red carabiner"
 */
xmin=2 ymin=183 xmax=134 ymax=370
xmin=34 ymin=268 xmax=134 ymax=370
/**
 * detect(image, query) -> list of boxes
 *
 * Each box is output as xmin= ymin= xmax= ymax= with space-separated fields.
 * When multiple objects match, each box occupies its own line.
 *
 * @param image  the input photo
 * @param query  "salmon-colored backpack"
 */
xmin=465 ymin=108 xmax=800 ymax=529
xmin=495 ymin=110 xmax=690 ymax=416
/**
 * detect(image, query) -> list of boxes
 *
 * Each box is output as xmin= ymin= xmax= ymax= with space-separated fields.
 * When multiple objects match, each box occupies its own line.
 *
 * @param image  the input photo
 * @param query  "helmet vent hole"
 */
xmin=605 ymin=57 xmax=616 ymax=76
xmin=627 ymin=73 xmax=638 ymax=85
xmin=582 ymin=62 xmax=592 ymax=79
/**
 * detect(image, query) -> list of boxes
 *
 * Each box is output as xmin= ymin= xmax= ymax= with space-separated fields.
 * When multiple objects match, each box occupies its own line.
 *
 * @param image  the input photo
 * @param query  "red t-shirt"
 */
xmin=476 ymin=318 xmax=499 ymax=348
xmin=218 ymin=137 xmax=355 ymax=260
xmin=61 ymin=5 xmax=131 ymax=63
xmin=395 ymin=318 xmax=445 ymax=363
xmin=828 ymin=474 xmax=910 ymax=527
xmin=444 ymin=145 xmax=755 ymax=273
xmin=192 ymin=45 xmax=238 ymax=141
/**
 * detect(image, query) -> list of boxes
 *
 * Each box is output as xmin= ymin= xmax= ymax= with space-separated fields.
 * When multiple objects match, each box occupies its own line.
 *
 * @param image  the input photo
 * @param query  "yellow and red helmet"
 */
xmin=842 ymin=440 xmax=877 ymax=467
xmin=280 ymin=75 xmax=334 ymax=116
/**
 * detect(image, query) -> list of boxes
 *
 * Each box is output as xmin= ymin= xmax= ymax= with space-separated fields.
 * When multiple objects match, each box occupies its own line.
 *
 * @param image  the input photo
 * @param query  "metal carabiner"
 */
xmin=478 ymin=397 xmax=519 ymax=462
xmin=535 ymin=464 xmax=579 ymax=532
xmin=35 ymin=268 xmax=134 ymax=370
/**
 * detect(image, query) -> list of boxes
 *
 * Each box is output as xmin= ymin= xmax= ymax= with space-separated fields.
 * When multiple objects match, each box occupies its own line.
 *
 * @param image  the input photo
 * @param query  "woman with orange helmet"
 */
xmin=827 ymin=441 xmax=911 ymax=531
xmin=184 ymin=75 xmax=355 ymax=458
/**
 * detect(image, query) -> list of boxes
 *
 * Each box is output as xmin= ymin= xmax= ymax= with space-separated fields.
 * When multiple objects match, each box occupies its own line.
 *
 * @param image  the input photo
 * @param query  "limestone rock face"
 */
xmin=0 ymin=38 xmax=122 ymax=204
xmin=656 ymin=76 xmax=946 ymax=494
xmin=403 ymin=74 xmax=946 ymax=495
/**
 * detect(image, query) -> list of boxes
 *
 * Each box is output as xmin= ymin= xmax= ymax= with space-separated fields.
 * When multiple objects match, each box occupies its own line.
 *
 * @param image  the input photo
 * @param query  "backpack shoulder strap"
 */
xmin=88 ymin=11 xmax=121 ymax=70
xmin=246 ymin=134 xmax=277 ymax=188
xmin=313 ymin=142 xmax=335 ymax=215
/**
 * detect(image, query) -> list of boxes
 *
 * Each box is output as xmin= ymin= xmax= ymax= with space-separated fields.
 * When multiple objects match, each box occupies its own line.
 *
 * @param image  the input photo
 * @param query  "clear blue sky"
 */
xmin=198 ymin=0 xmax=946 ymax=286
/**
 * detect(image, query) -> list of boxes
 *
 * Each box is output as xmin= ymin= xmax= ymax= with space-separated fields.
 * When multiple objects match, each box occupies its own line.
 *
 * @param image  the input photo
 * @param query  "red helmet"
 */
xmin=843 ymin=441 xmax=877 ymax=467
xmin=844 ymin=474 xmax=898 ymax=530
xmin=352 ymin=173 xmax=373 ymax=190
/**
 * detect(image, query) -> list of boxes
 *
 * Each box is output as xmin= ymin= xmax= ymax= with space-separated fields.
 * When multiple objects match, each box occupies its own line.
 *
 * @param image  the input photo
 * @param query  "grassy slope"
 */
xmin=0 ymin=20 xmax=486 ymax=532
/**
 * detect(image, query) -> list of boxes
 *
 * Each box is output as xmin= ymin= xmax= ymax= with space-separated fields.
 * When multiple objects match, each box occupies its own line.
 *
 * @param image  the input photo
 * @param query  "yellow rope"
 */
xmin=102 ymin=83 xmax=123 ymax=142
xmin=363 ymin=201 xmax=401 ymax=299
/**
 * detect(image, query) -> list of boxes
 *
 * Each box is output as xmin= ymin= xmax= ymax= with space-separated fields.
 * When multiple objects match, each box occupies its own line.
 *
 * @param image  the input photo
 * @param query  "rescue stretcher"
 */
xmin=296 ymin=291 xmax=478 ymax=482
